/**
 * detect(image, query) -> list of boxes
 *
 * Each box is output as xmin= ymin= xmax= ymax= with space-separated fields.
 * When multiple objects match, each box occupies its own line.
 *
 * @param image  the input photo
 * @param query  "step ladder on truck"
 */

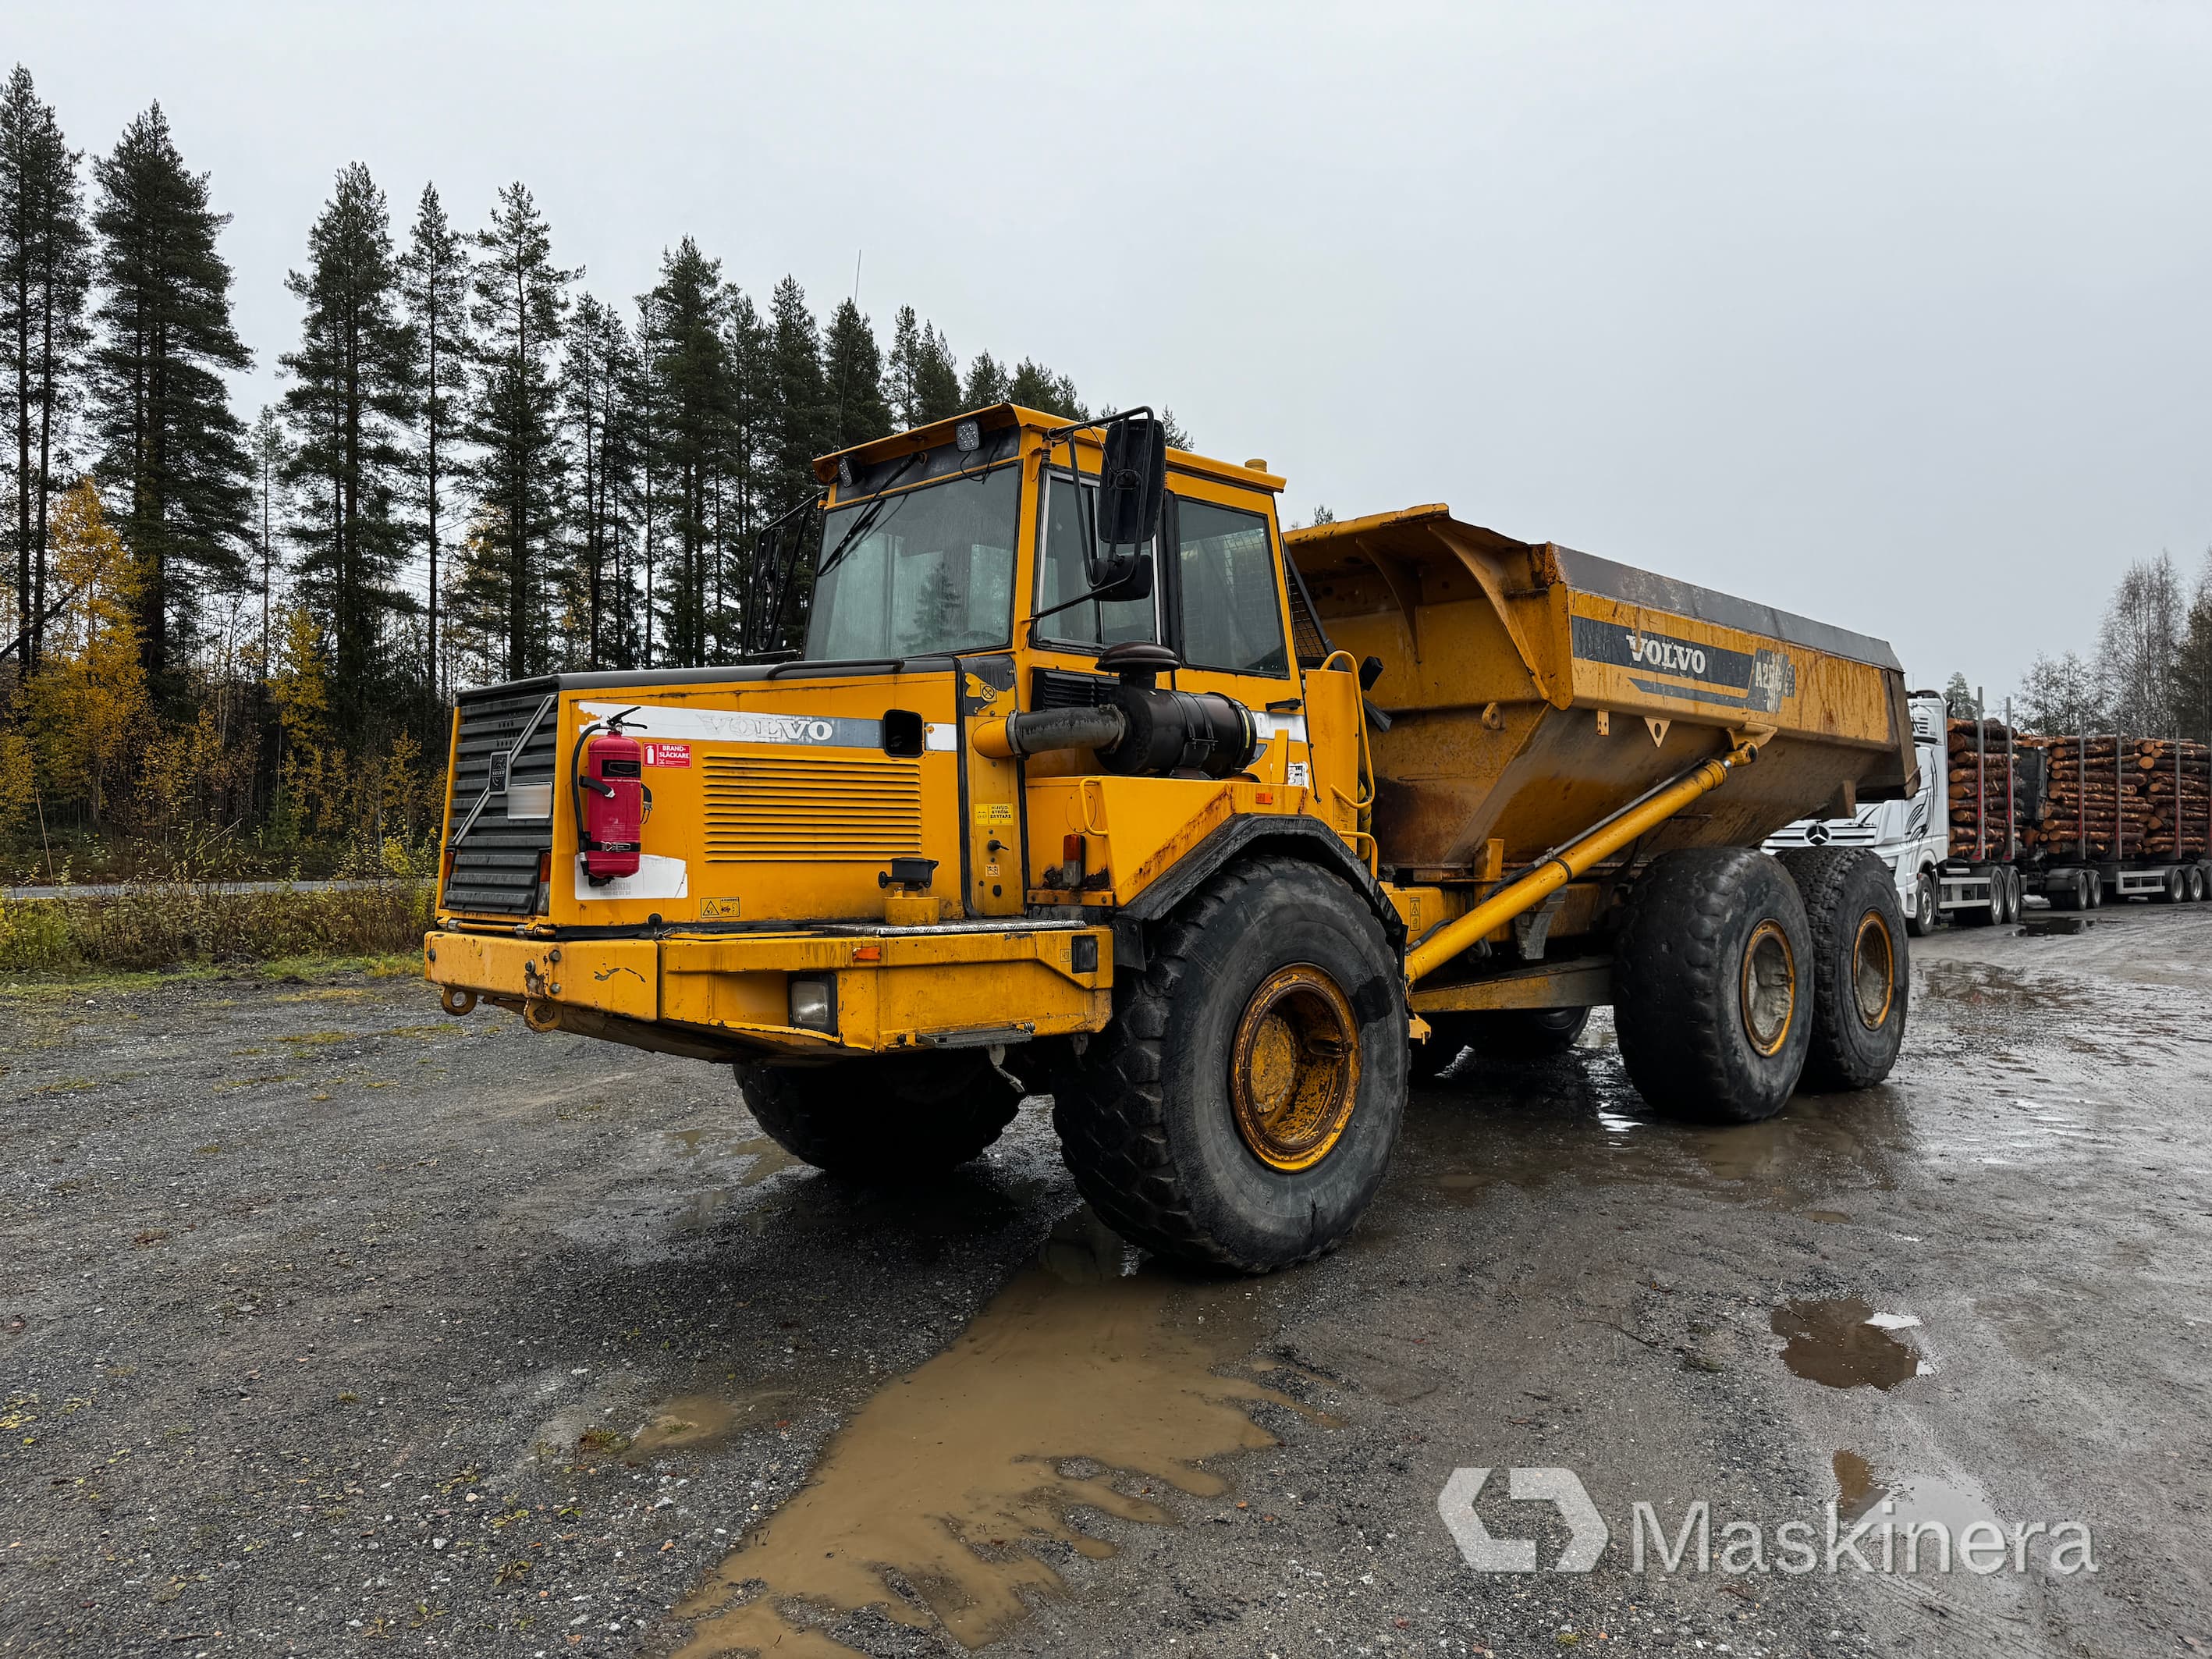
xmin=424 ymin=402 xmax=1921 ymax=1271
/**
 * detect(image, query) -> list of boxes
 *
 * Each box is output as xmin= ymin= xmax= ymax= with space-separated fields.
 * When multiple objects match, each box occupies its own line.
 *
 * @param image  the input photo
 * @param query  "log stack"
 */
xmin=2019 ymin=734 xmax=2210 ymax=859
xmin=2133 ymin=737 xmax=2210 ymax=859
xmin=1944 ymin=716 xmax=2032 ymax=853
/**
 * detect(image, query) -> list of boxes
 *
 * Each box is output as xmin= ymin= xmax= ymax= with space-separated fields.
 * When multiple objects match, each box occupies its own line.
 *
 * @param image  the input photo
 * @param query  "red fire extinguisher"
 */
xmin=573 ymin=709 xmax=648 ymax=885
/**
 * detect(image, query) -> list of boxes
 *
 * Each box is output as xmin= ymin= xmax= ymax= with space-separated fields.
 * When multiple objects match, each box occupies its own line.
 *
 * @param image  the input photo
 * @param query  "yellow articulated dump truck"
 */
xmin=425 ymin=403 xmax=1916 ymax=1271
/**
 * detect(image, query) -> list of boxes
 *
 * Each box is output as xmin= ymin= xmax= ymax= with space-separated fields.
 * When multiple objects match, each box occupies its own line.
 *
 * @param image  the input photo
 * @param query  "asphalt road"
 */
xmin=2 ymin=906 xmax=2206 ymax=1657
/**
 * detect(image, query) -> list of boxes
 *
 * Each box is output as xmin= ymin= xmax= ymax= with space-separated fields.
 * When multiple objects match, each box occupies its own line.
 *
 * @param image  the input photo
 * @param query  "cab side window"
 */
xmin=1035 ymin=474 xmax=1159 ymax=648
xmin=1173 ymin=496 xmax=1288 ymax=677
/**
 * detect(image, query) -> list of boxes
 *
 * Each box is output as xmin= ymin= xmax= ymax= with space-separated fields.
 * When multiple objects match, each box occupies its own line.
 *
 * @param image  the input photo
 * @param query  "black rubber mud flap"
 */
xmin=1049 ymin=854 xmax=1408 ymax=1272
xmin=1613 ymin=847 xmax=1813 ymax=1123
xmin=1774 ymin=847 xmax=1909 ymax=1092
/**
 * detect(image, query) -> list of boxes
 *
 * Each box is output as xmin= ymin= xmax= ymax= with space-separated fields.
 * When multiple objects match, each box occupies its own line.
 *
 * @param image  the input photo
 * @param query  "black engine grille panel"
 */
xmin=442 ymin=687 xmax=560 ymax=916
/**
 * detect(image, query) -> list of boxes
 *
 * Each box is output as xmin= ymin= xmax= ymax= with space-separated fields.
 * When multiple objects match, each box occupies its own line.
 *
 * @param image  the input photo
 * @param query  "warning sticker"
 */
xmin=644 ymin=741 xmax=692 ymax=768
xmin=972 ymin=801 xmax=1015 ymax=826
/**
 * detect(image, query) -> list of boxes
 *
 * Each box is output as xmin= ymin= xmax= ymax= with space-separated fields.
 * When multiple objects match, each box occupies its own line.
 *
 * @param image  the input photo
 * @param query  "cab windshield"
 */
xmin=802 ymin=464 xmax=1019 ymax=660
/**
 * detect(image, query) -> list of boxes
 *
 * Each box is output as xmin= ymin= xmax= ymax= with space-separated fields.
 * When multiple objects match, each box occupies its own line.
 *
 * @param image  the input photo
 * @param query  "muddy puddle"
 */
xmin=673 ymin=1210 xmax=1302 ymax=1656
xmin=1772 ymin=1296 xmax=1925 ymax=1389
xmin=1410 ymin=1039 xmax=1906 ymax=1213
xmin=1831 ymin=1451 xmax=2005 ymax=1568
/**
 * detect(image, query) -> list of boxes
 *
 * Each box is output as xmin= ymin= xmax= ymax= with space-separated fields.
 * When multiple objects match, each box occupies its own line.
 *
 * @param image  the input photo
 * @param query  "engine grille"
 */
xmin=442 ymin=686 xmax=559 ymax=915
xmin=703 ymin=751 xmax=924 ymax=861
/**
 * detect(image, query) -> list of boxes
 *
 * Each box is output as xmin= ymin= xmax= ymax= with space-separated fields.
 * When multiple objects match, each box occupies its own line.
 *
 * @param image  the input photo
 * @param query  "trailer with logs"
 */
xmin=1766 ymin=688 xmax=2212 ymax=922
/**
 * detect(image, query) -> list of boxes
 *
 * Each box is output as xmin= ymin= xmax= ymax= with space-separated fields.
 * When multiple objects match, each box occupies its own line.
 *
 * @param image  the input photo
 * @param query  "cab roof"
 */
xmin=812 ymin=403 xmax=1284 ymax=495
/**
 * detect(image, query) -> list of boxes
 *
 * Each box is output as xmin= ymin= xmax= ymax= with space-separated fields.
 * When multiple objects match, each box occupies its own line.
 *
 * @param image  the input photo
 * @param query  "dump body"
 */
xmin=1285 ymin=504 xmax=1916 ymax=879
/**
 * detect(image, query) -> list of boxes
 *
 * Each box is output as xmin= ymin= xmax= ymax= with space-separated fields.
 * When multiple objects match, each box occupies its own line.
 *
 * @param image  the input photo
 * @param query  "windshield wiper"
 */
xmin=814 ymin=451 xmax=926 ymax=584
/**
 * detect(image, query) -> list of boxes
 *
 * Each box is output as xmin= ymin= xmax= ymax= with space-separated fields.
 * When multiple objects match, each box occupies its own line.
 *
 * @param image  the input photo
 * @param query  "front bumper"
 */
xmin=423 ymin=920 xmax=1113 ymax=1059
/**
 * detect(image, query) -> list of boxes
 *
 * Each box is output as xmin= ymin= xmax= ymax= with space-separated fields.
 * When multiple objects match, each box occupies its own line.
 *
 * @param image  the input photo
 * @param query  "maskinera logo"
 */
xmin=1438 ymin=1468 xmax=2097 ymax=1577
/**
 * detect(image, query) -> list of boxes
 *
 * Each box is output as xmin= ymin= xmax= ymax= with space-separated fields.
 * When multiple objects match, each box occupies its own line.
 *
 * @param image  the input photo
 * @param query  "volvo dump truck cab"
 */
xmin=427 ymin=403 xmax=1919 ymax=1271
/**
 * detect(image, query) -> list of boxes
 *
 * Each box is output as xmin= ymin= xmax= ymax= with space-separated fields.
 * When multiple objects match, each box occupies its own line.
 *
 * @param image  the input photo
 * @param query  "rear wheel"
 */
xmin=2154 ymin=869 xmax=2185 ymax=904
xmin=1614 ymin=848 xmax=1813 ymax=1123
xmin=1905 ymin=869 xmax=1940 ymax=937
xmin=2087 ymin=872 xmax=2104 ymax=908
xmin=1411 ymin=1007 xmax=1591 ymax=1082
xmin=1049 ymin=855 xmax=1408 ymax=1272
xmin=737 ymin=1051 xmax=1022 ymax=1180
xmin=2190 ymin=867 xmax=2207 ymax=903
xmin=1775 ymin=848 xmax=1910 ymax=1092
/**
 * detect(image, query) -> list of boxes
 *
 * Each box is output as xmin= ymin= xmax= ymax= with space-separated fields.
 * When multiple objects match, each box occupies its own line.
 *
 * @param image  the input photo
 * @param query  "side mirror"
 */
xmin=1095 ymin=414 xmax=1166 ymax=550
xmin=1091 ymin=549 xmax=1152 ymax=604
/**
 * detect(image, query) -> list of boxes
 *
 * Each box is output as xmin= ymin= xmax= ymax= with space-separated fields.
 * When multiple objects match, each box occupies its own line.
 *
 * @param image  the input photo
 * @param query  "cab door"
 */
xmin=1156 ymin=477 xmax=1308 ymax=797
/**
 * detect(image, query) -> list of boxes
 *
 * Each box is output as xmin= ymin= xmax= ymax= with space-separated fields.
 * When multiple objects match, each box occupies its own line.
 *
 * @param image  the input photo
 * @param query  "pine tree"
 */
xmin=247 ymin=404 xmax=285 ymax=670
xmin=765 ymin=275 xmax=830 ymax=514
xmin=823 ymin=298 xmax=890 ymax=453
xmin=279 ymin=163 xmax=418 ymax=737
xmin=962 ymin=348 xmax=1007 ymax=410
xmin=913 ymin=319 xmax=961 ymax=425
xmin=399 ymin=183 xmax=470 ymax=701
xmin=1007 ymin=357 xmax=1085 ymax=421
xmin=562 ymin=293 xmax=636 ymax=670
xmin=639 ymin=239 xmax=733 ymax=666
xmin=89 ymin=102 xmax=251 ymax=698
xmin=0 ymin=65 xmax=91 ymax=674
xmin=461 ymin=183 xmax=571 ymax=682
xmin=721 ymin=288 xmax=771 ymax=655
xmin=885 ymin=304 xmax=923 ymax=430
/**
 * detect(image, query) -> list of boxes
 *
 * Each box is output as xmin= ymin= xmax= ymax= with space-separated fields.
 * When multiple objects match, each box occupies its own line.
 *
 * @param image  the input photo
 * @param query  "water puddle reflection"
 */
xmin=1772 ymin=1296 xmax=1924 ymax=1389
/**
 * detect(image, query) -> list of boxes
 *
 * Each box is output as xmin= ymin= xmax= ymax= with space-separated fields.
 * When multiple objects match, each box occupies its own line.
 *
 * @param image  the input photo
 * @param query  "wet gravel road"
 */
xmin=2 ymin=906 xmax=2207 ymax=1657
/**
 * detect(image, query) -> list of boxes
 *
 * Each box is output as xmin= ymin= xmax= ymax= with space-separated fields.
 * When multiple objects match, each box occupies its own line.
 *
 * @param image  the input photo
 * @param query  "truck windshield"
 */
xmin=803 ymin=464 xmax=1019 ymax=660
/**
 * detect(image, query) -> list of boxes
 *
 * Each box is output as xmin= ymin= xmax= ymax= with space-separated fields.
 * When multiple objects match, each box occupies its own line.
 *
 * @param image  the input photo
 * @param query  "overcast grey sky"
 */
xmin=16 ymin=2 xmax=2211 ymax=698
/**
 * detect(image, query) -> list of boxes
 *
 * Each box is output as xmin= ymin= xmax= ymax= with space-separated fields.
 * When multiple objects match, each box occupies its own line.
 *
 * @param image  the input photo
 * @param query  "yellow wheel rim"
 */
xmin=1851 ymin=910 xmax=1894 ymax=1029
xmin=1230 ymin=964 xmax=1362 ymax=1172
xmin=1740 ymin=920 xmax=1797 ymax=1057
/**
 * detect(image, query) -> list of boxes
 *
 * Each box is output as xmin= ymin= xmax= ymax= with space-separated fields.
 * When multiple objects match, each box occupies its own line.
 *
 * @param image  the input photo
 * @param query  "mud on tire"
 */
xmin=1048 ymin=854 xmax=1408 ymax=1272
xmin=1411 ymin=1007 xmax=1591 ymax=1082
xmin=1613 ymin=847 xmax=1813 ymax=1123
xmin=1774 ymin=847 xmax=1910 ymax=1092
xmin=737 ymin=1052 xmax=1022 ymax=1179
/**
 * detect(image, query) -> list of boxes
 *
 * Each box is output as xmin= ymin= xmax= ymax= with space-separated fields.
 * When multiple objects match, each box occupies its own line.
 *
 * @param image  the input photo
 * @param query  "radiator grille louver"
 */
xmin=703 ymin=752 xmax=924 ymax=861
xmin=442 ymin=687 xmax=559 ymax=915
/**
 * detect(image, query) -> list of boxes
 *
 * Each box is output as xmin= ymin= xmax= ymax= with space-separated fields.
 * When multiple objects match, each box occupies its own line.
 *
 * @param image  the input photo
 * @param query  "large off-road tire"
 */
xmin=1614 ymin=847 xmax=1813 ymax=1123
xmin=1049 ymin=854 xmax=1408 ymax=1272
xmin=736 ymin=1051 xmax=1021 ymax=1179
xmin=1774 ymin=847 xmax=1909 ymax=1092
xmin=1411 ymin=1007 xmax=1592 ymax=1081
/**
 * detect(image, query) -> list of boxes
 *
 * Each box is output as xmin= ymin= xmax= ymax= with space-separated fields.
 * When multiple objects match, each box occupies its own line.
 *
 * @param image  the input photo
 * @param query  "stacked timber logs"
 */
xmin=1944 ymin=716 xmax=2031 ymax=852
xmin=2018 ymin=734 xmax=2210 ymax=858
xmin=2133 ymin=737 xmax=2209 ymax=859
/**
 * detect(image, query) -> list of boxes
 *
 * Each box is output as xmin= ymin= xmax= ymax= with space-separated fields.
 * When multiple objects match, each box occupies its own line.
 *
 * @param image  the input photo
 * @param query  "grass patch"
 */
xmin=0 ymin=883 xmax=430 ymax=976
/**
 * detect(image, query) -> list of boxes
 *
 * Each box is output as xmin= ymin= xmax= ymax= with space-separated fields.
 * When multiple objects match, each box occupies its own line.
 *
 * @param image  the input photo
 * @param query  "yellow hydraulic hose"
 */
xmin=1401 ymin=737 xmax=1766 ymax=986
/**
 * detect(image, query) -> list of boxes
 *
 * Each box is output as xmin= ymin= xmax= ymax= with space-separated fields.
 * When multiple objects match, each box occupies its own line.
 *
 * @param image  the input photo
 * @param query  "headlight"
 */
xmin=789 ymin=976 xmax=837 ymax=1032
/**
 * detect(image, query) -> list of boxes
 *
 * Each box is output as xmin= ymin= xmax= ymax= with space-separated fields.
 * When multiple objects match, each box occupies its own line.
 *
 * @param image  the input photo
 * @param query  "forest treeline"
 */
xmin=4 ymin=62 xmax=2204 ymax=882
xmin=0 ymin=67 xmax=1178 ymax=876
xmin=1951 ymin=552 xmax=2212 ymax=741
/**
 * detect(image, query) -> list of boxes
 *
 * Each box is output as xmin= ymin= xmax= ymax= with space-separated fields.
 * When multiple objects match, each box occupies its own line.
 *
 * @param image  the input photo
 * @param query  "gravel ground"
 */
xmin=2 ymin=904 xmax=2206 ymax=1657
